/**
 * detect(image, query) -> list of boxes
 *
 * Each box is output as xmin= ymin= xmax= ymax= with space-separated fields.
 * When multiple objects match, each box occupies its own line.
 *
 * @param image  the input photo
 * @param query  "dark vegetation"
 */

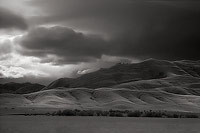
xmin=0 ymin=82 xmax=45 ymax=94
xmin=23 ymin=109 xmax=199 ymax=118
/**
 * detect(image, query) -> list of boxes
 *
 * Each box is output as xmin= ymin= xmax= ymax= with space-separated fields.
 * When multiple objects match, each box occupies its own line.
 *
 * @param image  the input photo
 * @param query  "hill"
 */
xmin=0 ymin=82 xmax=45 ymax=94
xmin=1 ymin=82 xmax=200 ymax=112
xmin=43 ymin=59 xmax=200 ymax=90
xmin=0 ymin=59 xmax=200 ymax=113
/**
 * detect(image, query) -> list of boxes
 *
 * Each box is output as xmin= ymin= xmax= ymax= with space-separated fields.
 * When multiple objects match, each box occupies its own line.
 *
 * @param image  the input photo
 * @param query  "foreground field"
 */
xmin=0 ymin=116 xmax=200 ymax=133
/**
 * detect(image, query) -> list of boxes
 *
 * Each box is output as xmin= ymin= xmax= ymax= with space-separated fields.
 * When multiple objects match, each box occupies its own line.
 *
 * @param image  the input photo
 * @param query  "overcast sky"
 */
xmin=0 ymin=0 xmax=200 ymax=85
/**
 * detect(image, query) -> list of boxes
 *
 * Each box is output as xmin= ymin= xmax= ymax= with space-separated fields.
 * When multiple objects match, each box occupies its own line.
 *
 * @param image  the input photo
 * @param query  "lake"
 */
xmin=0 ymin=116 xmax=199 ymax=133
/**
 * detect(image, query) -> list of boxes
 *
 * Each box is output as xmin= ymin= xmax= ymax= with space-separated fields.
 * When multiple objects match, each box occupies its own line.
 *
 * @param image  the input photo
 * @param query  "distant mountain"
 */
xmin=43 ymin=59 xmax=200 ymax=90
xmin=0 ymin=82 xmax=45 ymax=94
xmin=1 ymin=59 xmax=200 ymax=113
xmin=43 ymin=78 xmax=74 ymax=90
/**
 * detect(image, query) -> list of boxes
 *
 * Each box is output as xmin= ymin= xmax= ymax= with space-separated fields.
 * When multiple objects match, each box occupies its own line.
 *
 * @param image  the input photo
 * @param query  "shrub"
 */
xmin=62 ymin=110 xmax=76 ymax=116
xmin=184 ymin=114 xmax=198 ymax=118
xmin=128 ymin=110 xmax=142 ymax=117
xmin=39 ymin=109 xmax=199 ymax=118
xmin=78 ymin=110 xmax=95 ymax=116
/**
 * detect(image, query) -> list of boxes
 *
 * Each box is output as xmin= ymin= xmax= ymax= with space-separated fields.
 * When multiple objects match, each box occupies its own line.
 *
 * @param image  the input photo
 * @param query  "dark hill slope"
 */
xmin=44 ymin=59 xmax=198 ymax=90
xmin=0 ymin=82 xmax=45 ymax=94
xmin=113 ymin=75 xmax=200 ymax=96
xmin=43 ymin=78 xmax=74 ymax=90
xmin=174 ymin=60 xmax=200 ymax=77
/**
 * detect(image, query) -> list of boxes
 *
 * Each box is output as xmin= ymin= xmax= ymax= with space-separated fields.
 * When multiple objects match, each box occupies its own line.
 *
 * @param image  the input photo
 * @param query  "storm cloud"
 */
xmin=1 ymin=0 xmax=200 ymax=83
xmin=17 ymin=0 xmax=200 ymax=63
xmin=109 ymin=10 xmax=200 ymax=60
xmin=0 ymin=8 xmax=28 ymax=30
xmin=17 ymin=26 xmax=109 ymax=64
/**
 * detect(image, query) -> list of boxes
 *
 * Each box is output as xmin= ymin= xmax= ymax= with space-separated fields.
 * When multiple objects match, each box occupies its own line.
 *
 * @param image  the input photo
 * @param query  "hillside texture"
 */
xmin=1 ymin=59 xmax=200 ymax=113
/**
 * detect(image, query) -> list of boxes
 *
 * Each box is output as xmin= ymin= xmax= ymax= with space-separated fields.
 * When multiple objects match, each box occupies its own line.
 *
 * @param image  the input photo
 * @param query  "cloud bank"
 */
xmin=0 ymin=8 xmax=28 ymax=30
xmin=0 ymin=0 xmax=200 ymax=84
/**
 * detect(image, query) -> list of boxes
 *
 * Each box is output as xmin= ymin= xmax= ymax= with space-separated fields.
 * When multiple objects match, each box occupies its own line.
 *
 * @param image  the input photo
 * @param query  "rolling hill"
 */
xmin=1 ymin=59 xmax=200 ymax=113
xmin=43 ymin=59 xmax=199 ymax=90
xmin=0 ymin=82 xmax=45 ymax=94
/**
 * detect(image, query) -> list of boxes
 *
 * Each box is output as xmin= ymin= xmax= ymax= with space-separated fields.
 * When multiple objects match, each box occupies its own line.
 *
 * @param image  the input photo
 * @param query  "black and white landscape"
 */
xmin=0 ymin=0 xmax=200 ymax=133
xmin=1 ymin=59 xmax=200 ymax=113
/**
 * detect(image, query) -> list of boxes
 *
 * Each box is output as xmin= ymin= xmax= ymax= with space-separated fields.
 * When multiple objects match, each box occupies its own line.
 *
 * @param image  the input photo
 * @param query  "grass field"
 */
xmin=0 ymin=116 xmax=200 ymax=133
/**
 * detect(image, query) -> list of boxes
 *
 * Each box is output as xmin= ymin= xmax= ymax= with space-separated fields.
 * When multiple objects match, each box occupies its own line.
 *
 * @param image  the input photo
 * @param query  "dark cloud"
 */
xmin=15 ymin=0 xmax=200 ymax=65
xmin=0 ymin=7 xmax=28 ymax=30
xmin=17 ymin=26 xmax=108 ymax=64
xmin=106 ymin=10 xmax=200 ymax=60
xmin=0 ymin=0 xmax=199 ymax=84
xmin=28 ymin=0 xmax=200 ymax=34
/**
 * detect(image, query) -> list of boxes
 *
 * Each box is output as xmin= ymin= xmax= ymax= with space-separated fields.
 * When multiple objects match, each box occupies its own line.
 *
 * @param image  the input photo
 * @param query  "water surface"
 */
xmin=0 ymin=116 xmax=199 ymax=133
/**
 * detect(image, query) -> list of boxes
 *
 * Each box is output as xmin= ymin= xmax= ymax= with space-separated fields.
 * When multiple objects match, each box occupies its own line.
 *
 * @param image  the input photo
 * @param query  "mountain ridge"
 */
xmin=1 ymin=59 xmax=200 ymax=113
xmin=0 ymin=82 xmax=45 ymax=94
xmin=43 ymin=59 xmax=200 ymax=90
